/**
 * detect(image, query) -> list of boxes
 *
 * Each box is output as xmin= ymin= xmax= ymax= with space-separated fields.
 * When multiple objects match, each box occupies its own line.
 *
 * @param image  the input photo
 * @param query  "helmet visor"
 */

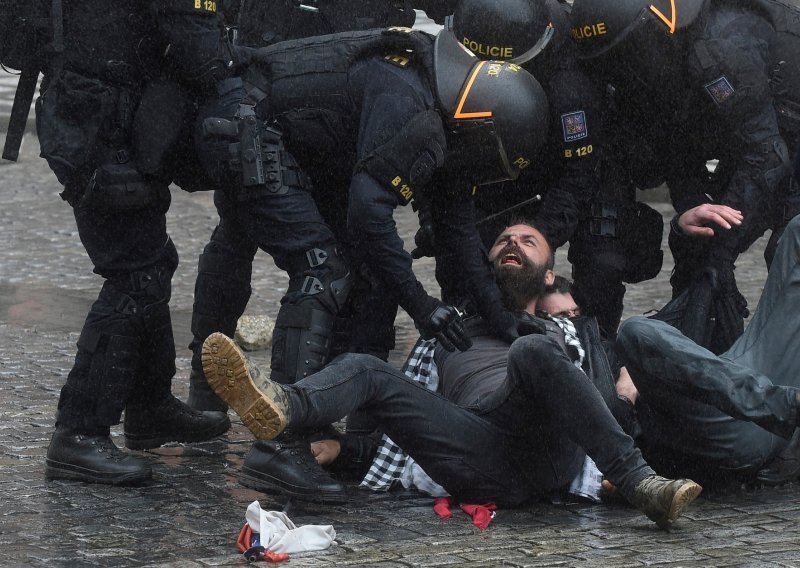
xmin=445 ymin=17 xmax=556 ymax=64
xmin=443 ymin=120 xmax=516 ymax=186
xmin=508 ymin=23 xmax=555 ymax=64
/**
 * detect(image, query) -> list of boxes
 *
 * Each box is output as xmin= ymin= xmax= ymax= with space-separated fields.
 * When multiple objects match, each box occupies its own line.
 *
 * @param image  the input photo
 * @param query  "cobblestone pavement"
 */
xmin=4 ymin=126 xmax=800 ymax=566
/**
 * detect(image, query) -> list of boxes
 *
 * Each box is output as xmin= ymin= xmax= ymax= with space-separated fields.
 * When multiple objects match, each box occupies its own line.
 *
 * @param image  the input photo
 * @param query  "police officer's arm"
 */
xmin=149 ymin=0 xmax=243 ymax=88
xmin=677 ymin=10 xmax=792 ymax=263
xmin=532 ymin=67 xmax=603 ymax=249
xmin=349 ymin=61 xmax=471 ymax=351
xmin=430 ymin=181 xmax=523 ymax=342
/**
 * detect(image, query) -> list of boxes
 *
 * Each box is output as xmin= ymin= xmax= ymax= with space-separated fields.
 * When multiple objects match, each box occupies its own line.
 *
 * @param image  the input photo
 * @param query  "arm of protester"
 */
xmin=675 ymin=203 xmax=743 ymax=238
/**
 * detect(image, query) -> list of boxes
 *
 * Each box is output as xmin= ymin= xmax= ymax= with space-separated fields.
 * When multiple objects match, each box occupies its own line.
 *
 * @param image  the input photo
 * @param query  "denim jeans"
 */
xmin=616 ymin=215 xmax=800 ymax=480
xmin=284 ymin=334 xmax=653 ymax=506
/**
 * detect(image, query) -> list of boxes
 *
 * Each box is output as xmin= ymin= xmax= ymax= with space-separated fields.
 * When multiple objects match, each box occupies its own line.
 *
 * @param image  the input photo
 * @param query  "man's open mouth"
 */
xmin=501 ymin=252 xmax=522 ymax=266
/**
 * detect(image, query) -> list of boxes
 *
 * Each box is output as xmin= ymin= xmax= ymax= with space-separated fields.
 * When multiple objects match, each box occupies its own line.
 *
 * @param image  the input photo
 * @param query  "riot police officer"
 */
xmin=186 ymin=0 xmax=448 ymax=412
xmin=570 ymin=0 xmax=800 ymax=352
xmin=430 ymin=0 xmax=664 ymax=338
xmin=34 ymin=0 xmax=241 ymax=484
xmin=190 ymin=27 xmax=550 ymax=501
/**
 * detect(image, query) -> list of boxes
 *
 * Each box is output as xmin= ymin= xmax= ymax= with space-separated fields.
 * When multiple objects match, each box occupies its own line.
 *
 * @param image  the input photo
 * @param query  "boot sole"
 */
xmin=124 ymin=414 xmax=231 ymax=450
xmin=202 ymin=332 xmax=287 ymax=440
xmin=239 ymin=466 xmax=349 ymax=505
xmin=659 ymin=481 xmax=703 ymax=530
xmin=45 ymin=459 xmax=152 ymax=486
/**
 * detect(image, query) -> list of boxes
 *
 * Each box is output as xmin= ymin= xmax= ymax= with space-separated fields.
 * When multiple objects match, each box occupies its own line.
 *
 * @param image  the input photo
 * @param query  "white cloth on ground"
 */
xmin=244 ymin=501 xmax=336 ymax=554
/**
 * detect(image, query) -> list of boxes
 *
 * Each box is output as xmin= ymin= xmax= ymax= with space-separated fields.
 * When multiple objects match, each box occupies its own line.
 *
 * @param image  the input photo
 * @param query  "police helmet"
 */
xmin=434 ymin=30 xmax=549 ymax=186
xmin=448 ymin=0 xmax=555 ymax=65
xmin=570 ymin=0 xmax=706 ymax=87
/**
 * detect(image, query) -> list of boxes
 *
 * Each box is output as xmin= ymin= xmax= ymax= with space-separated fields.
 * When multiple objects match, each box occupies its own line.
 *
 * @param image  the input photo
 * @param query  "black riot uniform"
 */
xmin=430 ymin=0 xmax=664 ymax=337
xmin=33 ymin=0 xmax=240 ymax=484
xmin=571 ymin=0 xmax=800 ymax=352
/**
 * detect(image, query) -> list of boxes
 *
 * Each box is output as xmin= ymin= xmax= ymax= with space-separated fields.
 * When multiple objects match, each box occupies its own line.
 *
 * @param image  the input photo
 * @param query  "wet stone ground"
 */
xmin=3 ymin=133 xmax=800 ymax=568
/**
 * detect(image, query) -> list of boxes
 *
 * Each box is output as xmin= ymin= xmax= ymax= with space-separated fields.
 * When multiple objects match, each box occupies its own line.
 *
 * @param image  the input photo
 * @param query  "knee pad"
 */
xmin=270 ymin=303 xmax=336 ymax=384
xmin=284 ymin=246 xmax=353 ymax=312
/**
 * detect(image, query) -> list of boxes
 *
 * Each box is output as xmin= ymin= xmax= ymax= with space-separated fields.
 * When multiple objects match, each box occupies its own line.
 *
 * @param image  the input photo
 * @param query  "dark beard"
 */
xmin=494 ymin=245 xmax=549 ymax=311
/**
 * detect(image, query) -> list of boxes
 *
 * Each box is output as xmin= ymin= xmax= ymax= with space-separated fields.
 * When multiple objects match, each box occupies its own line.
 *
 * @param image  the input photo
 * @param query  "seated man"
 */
xmin=616 ymin=211 xmax=800 ymax=487
xmin=201 ymin=220 xmax=703 ymax=530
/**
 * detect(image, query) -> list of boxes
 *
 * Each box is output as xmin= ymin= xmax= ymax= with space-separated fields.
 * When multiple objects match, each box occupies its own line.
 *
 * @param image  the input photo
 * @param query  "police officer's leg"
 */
xmin=121 ymin=237 xmax=231 ymax=450
xmin=187 ymin=220 xmax=256 ymax=411
xmin=204 ymin=130 xmax=352 ymax=498
xmin=328 ymin=265 xmax=399 ymax=437
xmin=569 ymin=213 xmax=628 ymax=338
xmin=46 ymin=178 xmax=227 ymax=483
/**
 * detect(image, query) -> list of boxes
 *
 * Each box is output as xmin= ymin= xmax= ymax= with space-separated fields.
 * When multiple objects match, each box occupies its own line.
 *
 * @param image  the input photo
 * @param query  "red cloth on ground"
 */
xmin=433 ymin=497 xmax=497 ymax=530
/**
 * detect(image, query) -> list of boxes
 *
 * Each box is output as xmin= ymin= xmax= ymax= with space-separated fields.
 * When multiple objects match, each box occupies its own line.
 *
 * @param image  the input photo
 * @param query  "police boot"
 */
xmin=45 ymin=426 xmax=152 ymax=485
xmin=187 ymin=238 xmax=254 ymax=411
xmin=756 ymin=428 xmax=800 ymax=485
xmin=124 ymin=395 xmax=230 ymax=450
xmin=240 ymin=435 xmax=348 ymax=504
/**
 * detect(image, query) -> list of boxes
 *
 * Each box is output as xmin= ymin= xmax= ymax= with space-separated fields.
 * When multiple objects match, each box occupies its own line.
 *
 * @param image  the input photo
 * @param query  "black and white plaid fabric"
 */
xmin=360 ymin=318 xmax=593 ymax=494
xmin=360 ymin=338 xmax=438 ymax=491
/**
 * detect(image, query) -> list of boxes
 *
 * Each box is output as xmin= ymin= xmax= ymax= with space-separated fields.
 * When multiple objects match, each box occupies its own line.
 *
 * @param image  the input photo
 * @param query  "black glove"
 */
xmin=486 ymin=309 xmax=546 ymax=344
xmin=414 ymin=298 xmax=472 ymax=352
xmin=411 ymin=225 xmax=436 ymax=259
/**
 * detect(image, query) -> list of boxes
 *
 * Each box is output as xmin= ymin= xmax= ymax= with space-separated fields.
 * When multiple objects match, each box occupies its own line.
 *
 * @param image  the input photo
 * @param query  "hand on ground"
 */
xmin=310 ymin=439 xmax=341 ymax=465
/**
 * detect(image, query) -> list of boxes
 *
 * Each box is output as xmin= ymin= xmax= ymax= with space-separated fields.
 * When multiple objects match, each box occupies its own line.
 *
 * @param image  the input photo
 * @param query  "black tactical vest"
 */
xmin=243 ymin=27 xmax=435 ymax=118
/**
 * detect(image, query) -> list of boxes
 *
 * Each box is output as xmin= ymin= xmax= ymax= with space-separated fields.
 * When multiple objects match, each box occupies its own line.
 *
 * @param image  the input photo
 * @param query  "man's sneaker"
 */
xmin=756 ymin=428 xmax=800 ymax=485
xmin=45 ymin=427 xmax=152 ymax=485
xmin=187 ymin=367 xmax=229 ymax=413
xmin=240 ymin=437 xmax=348 ymax=504
xmin=124 ymin=395 xmax=230 ymax=450
xmin=202 ymin=332 xmax=290 ymax=440
xmin=629 ymin=475 xmax=702 ymax=530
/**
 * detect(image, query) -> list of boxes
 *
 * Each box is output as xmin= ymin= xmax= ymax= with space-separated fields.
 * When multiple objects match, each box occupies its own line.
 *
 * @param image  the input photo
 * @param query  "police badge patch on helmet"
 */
xmin=449 ymin=0 xmax=555 ymax=64
xmin=569 ymin=0 xmax=706 ymax=86
xmin=434 ymin=30 xmax=549 ymax=186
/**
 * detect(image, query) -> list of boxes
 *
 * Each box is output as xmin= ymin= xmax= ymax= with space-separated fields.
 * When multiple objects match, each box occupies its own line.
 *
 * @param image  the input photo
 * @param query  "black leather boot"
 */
xmin=240 ymin=435 xmax=348 ymax=504
xmin=756 ymin=428 xmax=800 ymax=485
xmin=45 ymin=427 xmax=152 ymax=485
xmin=124 ymin=395 xmax=230 ymax=450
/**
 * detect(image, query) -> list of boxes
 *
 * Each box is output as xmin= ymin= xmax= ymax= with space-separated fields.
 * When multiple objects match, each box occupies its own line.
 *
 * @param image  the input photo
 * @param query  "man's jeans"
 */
xmin=616 ymin=215 xmax=800 ymax=479
xmin=284 ymin=336 xmax=652 ymax=506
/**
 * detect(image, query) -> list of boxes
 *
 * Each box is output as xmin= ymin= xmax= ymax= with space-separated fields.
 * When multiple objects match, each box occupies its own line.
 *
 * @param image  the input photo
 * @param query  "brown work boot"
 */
xmin=202 ymin=332 xmax=290 ymax=440
xmin=629 ymin=475 xmax=702 ymax=530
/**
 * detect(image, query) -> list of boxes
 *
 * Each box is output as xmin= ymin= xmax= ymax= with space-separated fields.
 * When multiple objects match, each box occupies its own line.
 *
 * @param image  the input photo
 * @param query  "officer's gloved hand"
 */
xmin=414 ymin=297 xmax=472 ymax=352
xmin=411 ymin=225 xmax=436 ymax=259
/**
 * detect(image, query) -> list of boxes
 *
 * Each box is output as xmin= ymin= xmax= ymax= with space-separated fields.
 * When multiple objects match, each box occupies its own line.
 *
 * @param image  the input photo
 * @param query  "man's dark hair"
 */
xmin=544 ymin=275 xmax=573 ymax=296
